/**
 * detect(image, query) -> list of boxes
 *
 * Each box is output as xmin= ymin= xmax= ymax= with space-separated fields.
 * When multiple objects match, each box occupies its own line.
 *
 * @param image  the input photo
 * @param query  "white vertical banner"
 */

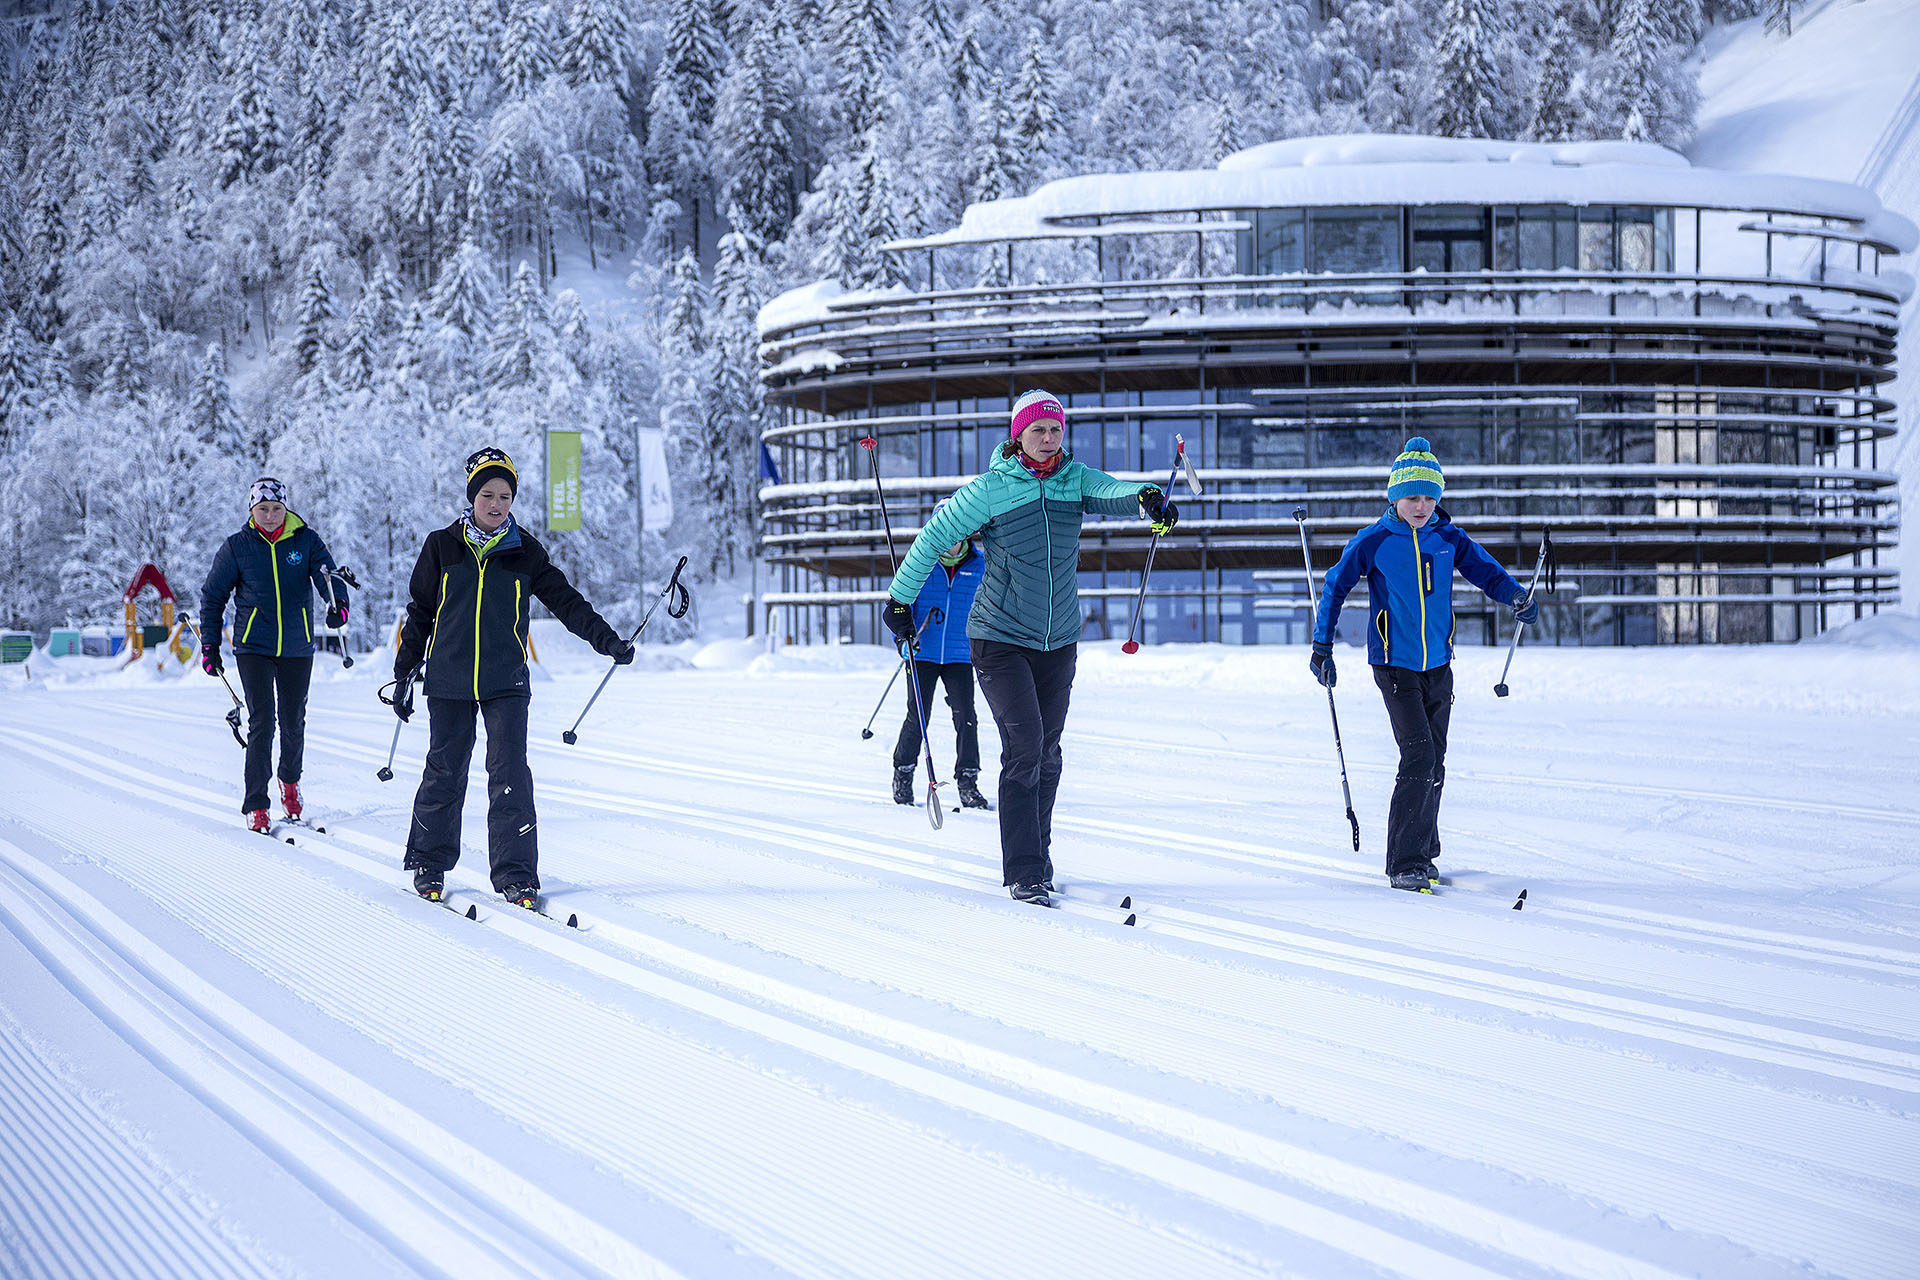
xmin=636 ymin=426 xmax=673 ymax=529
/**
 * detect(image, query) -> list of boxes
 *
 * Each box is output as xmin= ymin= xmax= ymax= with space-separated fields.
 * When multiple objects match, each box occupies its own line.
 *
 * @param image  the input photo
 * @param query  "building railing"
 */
xmin=760 ymin=269 xmax=1907 ymax=376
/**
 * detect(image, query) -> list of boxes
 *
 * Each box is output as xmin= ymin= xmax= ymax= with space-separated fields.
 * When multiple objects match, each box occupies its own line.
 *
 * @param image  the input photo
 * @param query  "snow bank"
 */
xmin=1804 ymin=611 xmax=1920 ymax=649
xmin=746 ymin=642 xmax=898 ymax=677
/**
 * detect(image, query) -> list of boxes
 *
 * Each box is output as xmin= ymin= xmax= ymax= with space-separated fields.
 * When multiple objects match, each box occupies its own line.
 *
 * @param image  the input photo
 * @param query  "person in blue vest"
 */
xmin=1310 ymin=438 xmax=1537 ymax=893
xmin=892 ymin=505 xmax=990 ymax=810
xmin=199 ymin=477 xmax=350 ymax=833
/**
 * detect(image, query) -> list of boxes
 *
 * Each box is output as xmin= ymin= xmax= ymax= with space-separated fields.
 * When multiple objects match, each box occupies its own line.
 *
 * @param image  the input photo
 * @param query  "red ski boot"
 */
xmin=248 ymin=809 xmax=272 ymax=834
xmin=279 ymin=780 xmax=302 ymax=822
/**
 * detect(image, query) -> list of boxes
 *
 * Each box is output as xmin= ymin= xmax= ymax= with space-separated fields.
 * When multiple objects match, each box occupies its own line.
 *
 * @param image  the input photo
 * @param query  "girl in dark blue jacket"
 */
xmin=892 ymin=518 xmax=989 ymax=810
xmin=199 ymin=477 xmax=349 ymax=832
xmin=1310 ymin=438 xmax=1536 ymax=892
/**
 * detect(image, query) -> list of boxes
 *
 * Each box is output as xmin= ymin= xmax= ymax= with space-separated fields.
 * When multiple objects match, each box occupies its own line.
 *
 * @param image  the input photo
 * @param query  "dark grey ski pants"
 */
xmin=1373 ymin=662 xmax=1454 ymax=878
xmin=972 ymin=639 xmax=1076 ymax=888
xmin=405 ymin=694 xmax=539 ymax=891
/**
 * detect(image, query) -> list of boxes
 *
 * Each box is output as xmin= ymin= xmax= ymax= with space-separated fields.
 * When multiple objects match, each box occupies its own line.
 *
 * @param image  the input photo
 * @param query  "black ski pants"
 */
xmin=972 ymin=639 xmax=1076 ymax=888
xmin=405 ymin=694 xmax=539 ymax=891
xmin=235 ymin=653 xmax=312 ymax=813
xmin=1373 ymin=662 xmax=1454 ymax=878
xmin=892 ymin=660 xmax=982 ymax=778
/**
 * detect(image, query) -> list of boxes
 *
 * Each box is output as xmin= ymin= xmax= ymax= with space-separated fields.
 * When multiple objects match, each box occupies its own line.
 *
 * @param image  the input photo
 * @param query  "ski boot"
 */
xmin=1421 ymin=860 xmax=1441 ymax=886
xmin=1009 ymin=882 xmax=1052 ymax=907
xmin=247 ymin=809 xmax=272 ymax=835
xmin=413 ymin=868 xmax=446 ymax=902
xmin=279 ymin=780 xmax=303 ymax=822
xmin=1389 ymin=870 xmax=1434 ymax=894
xmin=955 ymin=771 xmax=991 ymax=810
xmin=500 ymin=882 xmax=540 ymax=910
xmin=892 ymin=765 xmax=915 ymax=805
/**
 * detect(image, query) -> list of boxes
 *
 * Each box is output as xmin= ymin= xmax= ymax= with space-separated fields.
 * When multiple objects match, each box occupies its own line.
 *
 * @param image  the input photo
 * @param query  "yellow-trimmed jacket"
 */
xmin=395 ymin=517 xmax=620 ymax=701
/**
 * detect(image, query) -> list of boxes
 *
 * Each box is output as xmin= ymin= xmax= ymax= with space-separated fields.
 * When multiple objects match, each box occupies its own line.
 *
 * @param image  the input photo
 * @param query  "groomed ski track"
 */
xmin=2 ymin=643 xmax=1916 ymax=1279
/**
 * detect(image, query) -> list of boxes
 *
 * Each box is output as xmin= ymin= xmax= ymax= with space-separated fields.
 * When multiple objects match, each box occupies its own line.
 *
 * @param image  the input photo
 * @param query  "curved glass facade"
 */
xmin=758 ymin=157 xmax=1904 ymax=648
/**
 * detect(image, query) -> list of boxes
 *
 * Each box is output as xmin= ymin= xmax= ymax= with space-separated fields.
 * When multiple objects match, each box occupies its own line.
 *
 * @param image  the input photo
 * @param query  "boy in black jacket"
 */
xmin=391 ymin=447 xmax=633 ymax=907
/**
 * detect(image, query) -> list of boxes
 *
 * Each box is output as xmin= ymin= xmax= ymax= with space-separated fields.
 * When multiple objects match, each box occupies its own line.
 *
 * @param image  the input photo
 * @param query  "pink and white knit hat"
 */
xmin=1009 ymin=389 xmax=1066 ymax=440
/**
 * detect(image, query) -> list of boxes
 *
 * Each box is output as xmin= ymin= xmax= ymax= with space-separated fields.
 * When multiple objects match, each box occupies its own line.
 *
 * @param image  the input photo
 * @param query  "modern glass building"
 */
xmin=756 ymin=136 xmax=1913 ymax=647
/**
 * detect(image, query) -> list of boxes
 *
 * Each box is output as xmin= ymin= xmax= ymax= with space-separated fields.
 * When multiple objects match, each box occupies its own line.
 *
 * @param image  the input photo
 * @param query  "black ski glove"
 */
xmin=325 ymin=602 xmax=348 ymax=629
xmin=391 ymin=682 xmax=415 ymax=722
xmin=1512 ymin=593 xmax=1539 ymax=626
xmin=201 ymin=647 xmax=223 ymax=678
xmin=611 ymin=640 xmax=636 ymax=665
xmin=883 ymin=599 xmax=917 ymax=645
xmin=1310 ymin=641 xmax=1337 ymax=689
xmin=1139 ymin=486 xmax=1179 ymax=534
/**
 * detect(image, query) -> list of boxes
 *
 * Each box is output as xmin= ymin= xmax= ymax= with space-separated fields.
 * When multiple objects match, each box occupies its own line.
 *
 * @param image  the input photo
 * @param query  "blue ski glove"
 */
xmin=1512 ymin=593 xmax=1539 ymax=626
xmin=1139 ymin=486 xmax=1179 ymax=535
xmin=883 ymin=599 xmax=917 ymax=645
xmin=1310 ymin=641 xmax=1336 ymax=689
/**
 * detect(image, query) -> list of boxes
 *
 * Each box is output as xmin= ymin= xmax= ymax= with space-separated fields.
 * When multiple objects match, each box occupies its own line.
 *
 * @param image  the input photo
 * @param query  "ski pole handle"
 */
xmin=1121 ymin=437 xmax=1189 ymax=655
xmin=563 ymin=556 xmax=690 ymax=745
xmin=315 ymin=568 xmax=353 ymax=669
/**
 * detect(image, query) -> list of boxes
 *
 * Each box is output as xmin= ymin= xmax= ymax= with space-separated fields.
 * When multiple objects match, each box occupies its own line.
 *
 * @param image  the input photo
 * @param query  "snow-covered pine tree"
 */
xmin=716 ymin=13 xmax=797 ymax=247
xmin=968 ymin=73 xmax=1017 ymax=207
xmin=485 ymin=258 xmax=561 ymax=391
xmin=1764 ymin=0 xmax=1800 ymax=38
xmin=1425 ymin=0 xmax=1503 ymax=139
xmin=658 ymin=247 xmax=720 ymax=577
xmin=1011 ymin=28 xmax=1058 ymax=184
xmin=562 ymin=0 xmax=631 ymax=92
xmin=291 ymin=249 xmax=339 ymax=379
xmin=188 ymin=342 xmax=245 ymax=454
xmin=216 ymin=33 xmax=284 ymax=187
xmin=1528 ymin=6 xmax=1581 ymax=143
xmin=429 ymin=239 xmax=495 ymax=387
xmin=709 ymin=217 xmax=769 ymax=571
xmin=0 ymin=313 xmax=39 ymax=442
xmin=499 ymin=0 xmax=561 ymax=100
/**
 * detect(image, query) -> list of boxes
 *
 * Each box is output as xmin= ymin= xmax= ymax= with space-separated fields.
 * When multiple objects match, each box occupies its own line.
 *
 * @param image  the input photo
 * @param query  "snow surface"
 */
xmin=2 ymin=641 xmax=1917 ymax=1278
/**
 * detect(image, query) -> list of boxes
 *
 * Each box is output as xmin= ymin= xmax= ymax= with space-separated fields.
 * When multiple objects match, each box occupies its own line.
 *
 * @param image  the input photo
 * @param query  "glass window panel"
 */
xmin=1257 ymin=209 xmax=1305 ymax=274
xmin=1308 ymin=207 xmax=1403 ymax=274
xmin=1518 ymin=215 xmax=1554 ymax=269
xmin=1578 ymin=210 xmax=1613 ymax=270
xmin=1413 ymin=240 xmax=1447 ymax=273
xmin=1494 ymin=211 xmax=1516 ymax=269
xmin=1618 ymin=207 xmax=1654 ymax=272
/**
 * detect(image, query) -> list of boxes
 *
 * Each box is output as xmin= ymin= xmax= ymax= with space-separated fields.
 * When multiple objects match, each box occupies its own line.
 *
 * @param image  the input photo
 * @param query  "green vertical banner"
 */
xmin=546 ymin=429 xmax=583 ymax=531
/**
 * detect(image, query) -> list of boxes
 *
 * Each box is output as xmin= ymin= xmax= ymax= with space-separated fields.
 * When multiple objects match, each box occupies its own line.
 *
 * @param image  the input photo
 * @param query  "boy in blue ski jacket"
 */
xmin=1310 ymin=437 xmax=1537 ymax=892
xmin=892 ymin=512 xmax=989 ymax=810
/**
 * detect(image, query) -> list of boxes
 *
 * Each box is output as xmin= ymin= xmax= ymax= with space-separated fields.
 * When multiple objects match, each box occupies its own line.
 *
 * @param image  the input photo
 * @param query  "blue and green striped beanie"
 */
xmin=1387 ymin=437 xmax=1444 ymax=501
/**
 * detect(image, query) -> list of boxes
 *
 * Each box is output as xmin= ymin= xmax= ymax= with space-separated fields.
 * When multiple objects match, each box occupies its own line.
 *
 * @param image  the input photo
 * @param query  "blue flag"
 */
xmin=759 ymin=443 xmax=782 ymax=484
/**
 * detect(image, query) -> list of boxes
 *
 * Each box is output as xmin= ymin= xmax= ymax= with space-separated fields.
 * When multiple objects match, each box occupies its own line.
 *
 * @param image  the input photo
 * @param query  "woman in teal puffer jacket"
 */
xmin=885 ymin=390 xmax=1177 ymax=905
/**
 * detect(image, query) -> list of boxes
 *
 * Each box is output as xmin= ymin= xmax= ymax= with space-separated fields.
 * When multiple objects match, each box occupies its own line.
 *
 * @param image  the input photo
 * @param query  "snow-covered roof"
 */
xmin=882 ymin=133 xmax=1919 ymax=256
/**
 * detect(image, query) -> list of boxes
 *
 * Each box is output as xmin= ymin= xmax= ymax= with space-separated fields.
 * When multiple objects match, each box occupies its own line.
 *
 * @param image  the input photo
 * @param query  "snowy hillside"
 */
xmin=1692 ymin=0 xmax=1920 ymax=609
xmin=2 ymin=638 xmax=1916 ymax=1278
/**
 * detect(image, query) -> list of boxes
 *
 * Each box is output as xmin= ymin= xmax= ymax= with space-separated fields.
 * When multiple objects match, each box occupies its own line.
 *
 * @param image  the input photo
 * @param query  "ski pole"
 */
xmin=181 ymin=614 xmax=247 ymax=747
xmin=1494 ymin=530 xmax=1554 ymax=699
xmin=315 ymin=566 xmax=353 ymax=669
xmin=861 ymin=606 xmax=942 ymax=739
xmin=562 ymin=555 xmax=691 ymax=745
xmin=1293 ymin=506 xmax=1360 ymax=852
xmin=860 ymin=435 xmax=944 ymax=828
xmin=374 ymin=665 xmax=419 ymax=781
xmin=1121 ymin=433 xmax=1203 ymax=654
